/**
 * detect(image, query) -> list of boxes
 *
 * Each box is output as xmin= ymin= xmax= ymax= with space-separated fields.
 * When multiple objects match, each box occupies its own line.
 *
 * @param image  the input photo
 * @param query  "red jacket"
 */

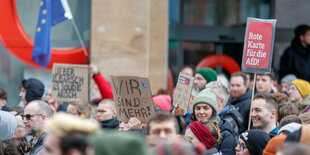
xmin=92 ymin=73 xmax=114 ymax=103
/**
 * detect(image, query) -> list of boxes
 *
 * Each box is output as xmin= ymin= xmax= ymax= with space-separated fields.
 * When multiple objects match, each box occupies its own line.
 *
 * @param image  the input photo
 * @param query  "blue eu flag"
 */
xmin=32 ymin=0 xmax=72 ymax=68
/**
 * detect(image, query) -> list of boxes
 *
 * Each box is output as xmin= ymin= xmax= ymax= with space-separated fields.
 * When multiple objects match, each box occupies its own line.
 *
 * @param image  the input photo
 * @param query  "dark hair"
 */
xmin=0 ymin=138 xmax=31 ymax=155
xmin=257 ymin=69 xmax=275 ymax=80
xmin=0 ymin=88 xmax=8 ymax=101
xmin=254 ymin=93 xmax=278 ymax=112
xmin=147 ymin=111 xmax=179 ymax=135
xmin=231 ymin=72 xmax=247 ymax=86
xmin=279 ymin=115 xmax=302 ymax=129
xmin=292 ymin=25 xmax=310 ymax=45
xmin=60 ymin=132 xmax=89 ymax=155
xmin=278 ymin=103 xmax=299 ymax=123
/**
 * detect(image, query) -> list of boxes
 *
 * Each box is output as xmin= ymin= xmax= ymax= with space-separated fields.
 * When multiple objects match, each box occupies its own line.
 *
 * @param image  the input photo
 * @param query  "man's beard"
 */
xmin=26 ymin=122 xmax=41 ymax=136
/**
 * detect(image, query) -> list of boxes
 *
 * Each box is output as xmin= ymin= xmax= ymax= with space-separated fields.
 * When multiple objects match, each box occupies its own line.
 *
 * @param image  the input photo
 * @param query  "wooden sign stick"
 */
xmin=248 ymin=73 xmax=257 ymax=130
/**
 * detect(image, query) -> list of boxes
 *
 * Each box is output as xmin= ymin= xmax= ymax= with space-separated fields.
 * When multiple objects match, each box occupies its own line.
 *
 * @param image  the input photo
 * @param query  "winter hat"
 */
xmin=22 ymin=78 xmax=45 ymax=103
xmin=192 ymin=88 xmax=218 ymax=114
xmin=189 ymin=121 xmax=216 ymax=149
xmin=195 ymin=68 xmax=217 ymax=83
xmin=281 ymin=74 xmax=297 ymax=84
xmin=240 ymin=129 xmax=270 ymax=155
xmin=0 ymin=111 xmax=18 ymax=140
xmin=278 ymin=122 xmax=301 ymax=134
xmin=291 ymin=79 xmax=310 ymax=99
xmin=152 ymin=95 xmax=171 ymax=112
xmin=90 ymin=131 xmax=152 ymax=155
xmin=263 ymin=135 xmax=287 ymax=155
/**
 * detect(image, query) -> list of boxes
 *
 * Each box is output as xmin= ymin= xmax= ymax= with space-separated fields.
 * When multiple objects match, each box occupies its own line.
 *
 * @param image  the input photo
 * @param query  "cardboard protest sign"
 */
xmin=242 ymin=18 xmax=277 ymax=74
xmin=172 ymin=72 xmax=194 ymax=114
xmin=110 ymin=76 xmax=155 ymax=123
xmin=51 ymin=63 xmax=89 ymax=102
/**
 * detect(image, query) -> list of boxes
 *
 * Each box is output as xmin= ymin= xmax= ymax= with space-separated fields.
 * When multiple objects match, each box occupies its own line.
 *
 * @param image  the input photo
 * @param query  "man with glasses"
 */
xmin=288 ymin=79 xmax=310 ymax=113
xmin=22 ymin=100 xmax=52 ymax=155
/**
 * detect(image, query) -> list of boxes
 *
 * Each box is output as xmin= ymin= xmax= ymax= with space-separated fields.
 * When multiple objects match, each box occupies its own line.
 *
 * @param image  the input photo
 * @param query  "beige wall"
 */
xmin=91 ymin=0 xmax=168 ymax=94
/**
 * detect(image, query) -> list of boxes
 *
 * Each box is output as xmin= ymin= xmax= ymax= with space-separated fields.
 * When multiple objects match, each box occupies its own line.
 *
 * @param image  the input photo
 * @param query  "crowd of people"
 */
xmin=0 ymin=25 xmax=310 ymax=155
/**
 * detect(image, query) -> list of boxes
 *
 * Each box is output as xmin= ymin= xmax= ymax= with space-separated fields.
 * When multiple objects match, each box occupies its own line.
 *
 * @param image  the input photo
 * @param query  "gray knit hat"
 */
xmin=281 ymin=74 xmax=297 ymax=84
xmin=192 ymin=88 xmax=218 ymax=114
xmin=279 ymin=122 xmax=301 ymax=134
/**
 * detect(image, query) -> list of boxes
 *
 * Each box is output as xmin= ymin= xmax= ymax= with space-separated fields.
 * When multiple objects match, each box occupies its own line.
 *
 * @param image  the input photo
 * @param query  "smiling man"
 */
xmin=251 ymin=93 xmax=278 ymax=136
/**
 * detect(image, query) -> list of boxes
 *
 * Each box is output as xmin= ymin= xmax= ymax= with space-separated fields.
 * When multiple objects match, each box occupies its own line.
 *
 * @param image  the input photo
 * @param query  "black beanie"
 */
xmin=240 ymin=129 xmax=270 ymax=155
xmin=23 ymin=78 xmax=45 ymax=103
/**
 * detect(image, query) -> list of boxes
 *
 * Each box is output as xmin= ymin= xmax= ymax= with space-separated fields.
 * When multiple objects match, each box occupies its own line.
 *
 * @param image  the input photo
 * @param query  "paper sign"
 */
xmin=172 ymin=72 xmax=194 ymax=114
xmin=51 ymin=63 xmax=89 ymax=102
xmin=242 ymin=18 xmax=277 ymax=74
xmin=110 ymin=76 xmax=155 ymax=123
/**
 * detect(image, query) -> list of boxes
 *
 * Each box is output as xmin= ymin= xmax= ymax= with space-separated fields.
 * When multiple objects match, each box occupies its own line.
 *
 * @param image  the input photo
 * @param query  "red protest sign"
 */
xmin=242 ymin=18 xmax=276 ymax=74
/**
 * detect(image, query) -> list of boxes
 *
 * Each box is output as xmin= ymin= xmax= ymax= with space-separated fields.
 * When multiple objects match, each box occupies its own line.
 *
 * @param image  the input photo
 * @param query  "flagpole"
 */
xmin=70 ymin=18 xmax=88 ymax=59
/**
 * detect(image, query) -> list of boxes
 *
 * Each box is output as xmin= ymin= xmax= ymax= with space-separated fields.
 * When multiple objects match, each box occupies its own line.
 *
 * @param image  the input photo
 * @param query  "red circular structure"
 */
xmin=196 ymin=54 xmax=241 ymax=74
xmin=0 ymin=0 xmax=89 ymax=70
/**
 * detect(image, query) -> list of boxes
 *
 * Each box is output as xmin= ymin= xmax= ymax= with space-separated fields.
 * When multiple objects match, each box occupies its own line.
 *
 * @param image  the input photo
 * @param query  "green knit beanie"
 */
xmin=192 ymin=88 xmax=218 ymax=114
xmin=195 ymin=68 xmax=217 ymax=83
xmin=90 ymin=131 xmax=153 ymax=155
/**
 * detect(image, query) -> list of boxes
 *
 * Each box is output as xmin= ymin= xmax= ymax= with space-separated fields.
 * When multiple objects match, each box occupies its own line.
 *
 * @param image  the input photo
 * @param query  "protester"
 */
xmin=263 ymin=134 xmax=287 ymax=155
xmin=145 ymin=111 xmax=182 ymax=147
xmin=152 ymin=95 xmax=172 ymax=112
xmin=155 ymin=141 xmax=198 ymax=155
xmin=90 ymin=131 xmax=152 ymax=155
xmin=67 ymin=100 xmax=92 ymax=118
xmin=235 ymin=129 xmax=270 ymax=155
xmin=279 ymin=24 xmax=310 ymax=81
xmin=273 ymin=93 xmax=289 ymax=106
xmin=229 ymin=72 xmax=252 ymax=131
xmin=44 ymin=88 xmax=66 ymax=113
xmin=96 ymin=99 xmax=119 ymax=129
xmin=185 ymin=121 xmax=221 ymax=152
xmin=276 ymin=142 xmax=310 ymax=155
xmin=285 ymin=125 xmax=310 ymax=145
xmin=19 ymin=78 xmax=45 ymax=105
xmin=278 ymin=123 xmax=301 ymax=135
xmin=251 ymin=93 xmax=278 ymax=136
xmin=298 ymin=112 xmax=310 ymax=124
xmin=280 ymin=74 xmax=297 ymax=94
xmin=0 ymin=138 xmax=32 ymax=155
xmin=0 ymin=88 xmax=9 ymax=111
xmin=288 ymin=79 xmax=310 ymax=113
xmin=13 ymin=115 xmax=26 ymax=142
xmin=277 ymin=103 xmax=299 ymax=123
xmin=22 ymin=100 xmax=52 ymax=155
xmin=40 ymin=112 xmax=100 ymax=155
xmin=194 ymin=68 xmax=217 ymax=91
xmin=119 ymin=117 xmax=145 ymax=133
xmin=206 ymin=81 xmax=243 ymax=141
xmin=181 ymin=65 xmax=195 ymax=77
xmin=256 ymin=74 xmax=274 ymax=94
xmin=0 ymin=111 xmax=18 ymax=140
xmin=191 ymin=88 xmax=236 ymax=155
xmin=279 ymin=115 xmax=302 ymax=130
xmin=89 ymin=64 xmax=114 ymax=104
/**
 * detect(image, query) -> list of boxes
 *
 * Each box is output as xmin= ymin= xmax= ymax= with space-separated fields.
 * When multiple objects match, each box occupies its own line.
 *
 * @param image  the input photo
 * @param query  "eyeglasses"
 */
xmin=288 ymin=86 xmax=298 ymax=91
xmin=21 ymin=114 xmax=43 ymax=120
xmin=237 ymin=142 xmax=248 ymax=151
xmin=97 ymin=110 xmax=106 ymax=113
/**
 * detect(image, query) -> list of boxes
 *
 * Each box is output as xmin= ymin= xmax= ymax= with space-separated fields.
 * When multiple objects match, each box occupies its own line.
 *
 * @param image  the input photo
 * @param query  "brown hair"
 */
xmin=0 ymin=88 xmax=8 ymax=100
xmin=278 ymin=103 xmax=299 ymax=122
xmin=254 ymin=92 xmax=278 ymax=112
xmin=273 ymin=92 xmax=289 ymax=105
xmin=279 ymin=115 xmax=302 ymax=129
xmin=147 ymin=111 xmax=179 ymax=135
xmin=299 ymin=112 xmax=310 ymax=125
xmin=201 ymin=120 xmax=222 ymax=143
xmin=231 ymin=72 xmax=247 ymax=86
